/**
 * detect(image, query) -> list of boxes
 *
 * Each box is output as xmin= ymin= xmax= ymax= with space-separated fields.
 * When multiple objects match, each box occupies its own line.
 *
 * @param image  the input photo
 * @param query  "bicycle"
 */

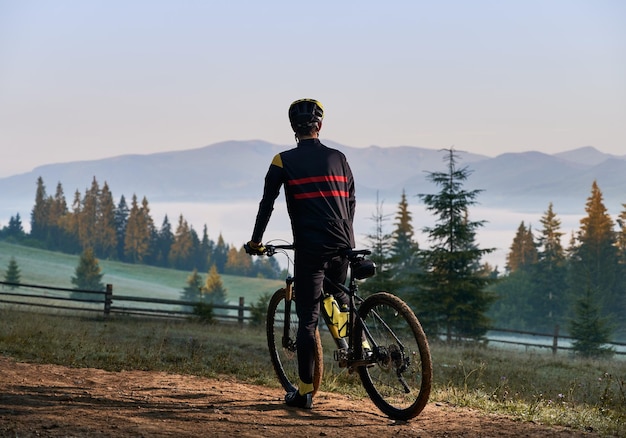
xmin=248 ymin=241 xmax=432 ymax=421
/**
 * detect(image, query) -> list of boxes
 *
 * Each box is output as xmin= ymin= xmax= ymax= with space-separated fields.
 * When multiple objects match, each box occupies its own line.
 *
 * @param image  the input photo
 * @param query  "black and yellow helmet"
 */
xmin=288 ymin=98 xmax=324 ymax=132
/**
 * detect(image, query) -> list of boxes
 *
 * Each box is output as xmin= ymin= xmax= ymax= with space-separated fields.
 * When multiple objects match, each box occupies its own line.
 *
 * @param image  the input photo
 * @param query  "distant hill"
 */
xmin=1 ymin=141 xmax=624 ymax=220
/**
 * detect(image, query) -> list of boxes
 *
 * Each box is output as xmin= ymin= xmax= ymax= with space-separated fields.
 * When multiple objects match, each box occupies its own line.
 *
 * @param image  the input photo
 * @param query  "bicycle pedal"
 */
xmin=333 ymin=348 xmax=349 ymax=368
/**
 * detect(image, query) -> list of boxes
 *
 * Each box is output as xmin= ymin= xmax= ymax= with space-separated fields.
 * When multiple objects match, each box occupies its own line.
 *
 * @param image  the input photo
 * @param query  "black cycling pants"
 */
xmin=294 ymin=251 xmax=349 ymax=386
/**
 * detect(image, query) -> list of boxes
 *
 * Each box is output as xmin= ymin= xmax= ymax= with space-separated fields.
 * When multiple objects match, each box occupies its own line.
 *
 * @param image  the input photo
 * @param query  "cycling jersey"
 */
xmin=252 ymin=138 xmax=355 ymax=255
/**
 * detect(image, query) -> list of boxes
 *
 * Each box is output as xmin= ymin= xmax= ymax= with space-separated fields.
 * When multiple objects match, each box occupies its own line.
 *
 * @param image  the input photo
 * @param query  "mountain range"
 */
xmin=1 ymin=141 xmax=625 ymax=219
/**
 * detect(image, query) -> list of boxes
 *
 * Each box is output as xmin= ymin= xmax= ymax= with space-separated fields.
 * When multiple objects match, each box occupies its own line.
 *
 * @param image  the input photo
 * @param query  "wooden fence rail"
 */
xmin=1 ymin=280 xmax=624 ymax=355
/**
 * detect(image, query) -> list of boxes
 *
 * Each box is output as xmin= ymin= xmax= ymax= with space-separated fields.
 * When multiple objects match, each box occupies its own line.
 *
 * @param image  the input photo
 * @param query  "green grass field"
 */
xmin=0 ymin=241 xmax=284 ymax=305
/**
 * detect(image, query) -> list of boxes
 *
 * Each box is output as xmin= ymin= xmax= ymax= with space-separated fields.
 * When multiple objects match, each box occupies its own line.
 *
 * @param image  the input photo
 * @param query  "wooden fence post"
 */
xmin=552 ymin=324 xmax=560 ymax=355
xmin=238 ymin=297 xmax=245 ymax=325
xmin=104 ymin=284 xmax=113 ymax=316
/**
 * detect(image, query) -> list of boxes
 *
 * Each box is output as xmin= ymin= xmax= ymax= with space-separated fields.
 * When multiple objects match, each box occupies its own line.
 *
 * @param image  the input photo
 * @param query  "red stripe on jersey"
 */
xmin=293 ymin=190 xmax=350 ymax=200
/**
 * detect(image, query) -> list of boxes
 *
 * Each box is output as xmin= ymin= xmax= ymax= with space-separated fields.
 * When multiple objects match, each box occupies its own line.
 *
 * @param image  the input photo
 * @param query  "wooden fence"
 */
xmin=1 ymin=280 xmax=624 ymax=355
xmin=0 ymin=281 xmax=250 ymax=323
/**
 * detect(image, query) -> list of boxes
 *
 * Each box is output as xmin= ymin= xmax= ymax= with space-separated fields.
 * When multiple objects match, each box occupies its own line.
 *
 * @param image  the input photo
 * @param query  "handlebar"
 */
xmin=244 ymin=242 xmax=371 ymax=259
xmin=244 ymin=242 xmax=294 ymax=257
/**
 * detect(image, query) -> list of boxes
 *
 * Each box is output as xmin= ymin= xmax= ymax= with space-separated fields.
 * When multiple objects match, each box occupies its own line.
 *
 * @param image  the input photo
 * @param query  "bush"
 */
xmin=192 ymin=302 xmax=214 ymax=324
xmin=249 ymin=292 xmax=272 ymax=326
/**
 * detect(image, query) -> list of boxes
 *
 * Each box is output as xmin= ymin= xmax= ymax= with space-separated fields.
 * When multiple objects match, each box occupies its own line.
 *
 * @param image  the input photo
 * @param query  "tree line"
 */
xmin=0 ymin=176 xmax=282 ymax=279
xmin=2 ymin=150 xmax=625 ymax=355
xmin=488 ymin=180 xmax=626 ymax=354
xmin=355 ymin=150 xmax=625 ymax=355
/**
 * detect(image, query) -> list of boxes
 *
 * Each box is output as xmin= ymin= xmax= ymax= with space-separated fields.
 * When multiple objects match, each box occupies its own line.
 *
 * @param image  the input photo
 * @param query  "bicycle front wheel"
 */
xmin=356 ymin=292 xmax=432 ymax=420
xmin=266 ymin=288 xmax=323 ymax=396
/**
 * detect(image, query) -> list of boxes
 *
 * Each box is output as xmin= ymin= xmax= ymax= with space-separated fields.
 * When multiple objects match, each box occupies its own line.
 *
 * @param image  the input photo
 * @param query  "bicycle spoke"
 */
xmin=357 ymin=292 xmax=431 ymax=420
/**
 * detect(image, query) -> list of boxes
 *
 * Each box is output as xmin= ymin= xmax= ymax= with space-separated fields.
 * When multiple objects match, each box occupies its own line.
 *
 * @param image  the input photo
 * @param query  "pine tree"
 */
xmin=360 ymin=194 xmax=394 ymax=296
xmin=389 ymin=190 xmax=421 ymax=299
xmin=3 ymin=257 xmax=21 ymax=289
xmin=617 ymin=204 xmax=626 ymax=321
xmin=96 ymin=182 xmax=118 ymax=259
xmin=71 ymin=248 xmax=105 ymax=297
xmin=505 ymin=222 xmax=538 ymax=272
xmin=617 ymin=203 xmax=626 ymax=264
xmin=2 ymin=213 xmax=25 ymax=240
xmin=124 ymin=195 xmax=152 ymax=263
xmin=169 ymin=214 xmax=194 ymax=269
xmin=532 ymin=203 xmax=567 ymax=331
xmin=30 ymin=176 xmax=48 ymax=241
xmin=202 ymin=264 xmax=227 ymax=307
xmin=114 ymin=195 xmax=129 ymax=261
xmin=60 ymin=189 xmax=82 ymax=253
xmin=189 ymin=226 xmax=202 ymax=270
xmin=488 ymin=268 xmax=535 ymax=331
xmin=569 ymin=181 xmax=620 ymax=329
xmin=47 ymin=182 xmax=68 ymax=250
xmin=212 ymin=234 xmax=229 ymax=273
xmin=180 ymin=268 xmax=203 ymax=310
xmin=417 ymin=148 xmax=495 ymax=341
xmin=225 ymin=246 xmax=252 ymax=276
xmin=155 ymin=215 xmax=174 ymax=267
xmin=140 ymin=196 xmax=157 ymax=264
xmin=569 ymin=286 xmax=614 ymax=357
xmin=198 ymin=225 xmax=213 ymax=272
xmin=78 ymin=177 xmax=100 ymax=250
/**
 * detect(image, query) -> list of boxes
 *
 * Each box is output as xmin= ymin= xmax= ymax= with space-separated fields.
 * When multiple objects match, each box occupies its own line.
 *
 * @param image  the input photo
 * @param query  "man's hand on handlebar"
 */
xmin=244 ymin=240 xmax=266 ymax=255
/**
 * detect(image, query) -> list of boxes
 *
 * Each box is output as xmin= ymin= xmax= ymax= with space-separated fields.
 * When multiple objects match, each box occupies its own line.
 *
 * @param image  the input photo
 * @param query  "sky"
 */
xmin=1 ymin=0 xmax=625 ymax=178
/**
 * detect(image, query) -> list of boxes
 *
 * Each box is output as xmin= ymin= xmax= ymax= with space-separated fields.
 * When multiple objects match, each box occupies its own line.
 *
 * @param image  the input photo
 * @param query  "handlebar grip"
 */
xmin=244 ymin=243 xmax=265 ymax=256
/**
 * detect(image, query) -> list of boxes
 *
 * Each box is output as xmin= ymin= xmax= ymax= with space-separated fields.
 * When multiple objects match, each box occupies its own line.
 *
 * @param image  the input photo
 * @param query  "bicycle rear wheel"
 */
xmin=266 ymin=288 xmax=323 ymax=396
xmin=356 ymin=292 xmax=432 ymax=420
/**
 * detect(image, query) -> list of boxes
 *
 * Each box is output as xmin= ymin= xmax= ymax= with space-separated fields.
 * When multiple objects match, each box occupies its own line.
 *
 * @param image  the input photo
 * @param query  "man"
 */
xmin=246 ymin=98 xmax=355 ymax=409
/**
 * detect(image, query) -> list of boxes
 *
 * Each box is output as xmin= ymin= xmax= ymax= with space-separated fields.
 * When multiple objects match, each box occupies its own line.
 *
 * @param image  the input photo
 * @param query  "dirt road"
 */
xmin=0 ymin=356 xmax=596 ymax=437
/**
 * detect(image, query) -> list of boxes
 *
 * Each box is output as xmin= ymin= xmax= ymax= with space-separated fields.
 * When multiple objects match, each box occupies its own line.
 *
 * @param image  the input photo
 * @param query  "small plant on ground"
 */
xmin=192 ymin=302 xmax=214 ymax=324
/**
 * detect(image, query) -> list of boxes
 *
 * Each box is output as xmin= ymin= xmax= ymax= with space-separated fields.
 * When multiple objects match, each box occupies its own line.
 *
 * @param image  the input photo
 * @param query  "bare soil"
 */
xmin=0 ymin=356 xmax=597 ymax=437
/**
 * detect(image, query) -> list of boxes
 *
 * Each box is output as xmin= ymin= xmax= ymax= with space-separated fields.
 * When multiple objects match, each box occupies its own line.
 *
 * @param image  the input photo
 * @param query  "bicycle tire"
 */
xmin=266 ymin=288 xmax=323 ymax=396
xmin=356 ymin=292 xmax=432 ymax=420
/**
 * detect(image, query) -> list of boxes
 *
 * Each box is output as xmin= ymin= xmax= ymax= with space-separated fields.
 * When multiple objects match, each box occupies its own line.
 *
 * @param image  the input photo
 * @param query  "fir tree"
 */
xmin=212 ymin=234 xmax=229 ymax=273
xmin=568 ymin=181 xmax=620 ymax=330
xmin=180 ymin=268 xmax=203 ymax=311
xmin=505 ymin=221 xmax=538 ymax=272
xmin=389 ymin=190 xmax=421 ymax=299
xmin=155 ymin=215 xmax=174 ymax=267
xmin=78 ymin=177 xmax=100 ymax=250
xmin=47 ymin=182 xmax=69 ymax=250
xmin=569 ymin=286 xmax=614 ymax=357
xmin=360 ymin=194 xmax=394 ymax=296
xmin=417 ymin=148 xmax=495 ymax=341
xmin=198 ymin=225 xmax=213 ymax=272
xmin=30 ymin=176 xmax=48 ymax=241
xmin=532 ymin=203 xmax=567 ymax=331
xmin=202 ymin=264 xmax=227 ymax=307
xmin=96 ymin=182 xmax=118 ymax=259
xmin=169 ymin=214 xmax=194 ymax=269
xmin=617 ymin=203 xmax=626 ymax=264
xmin=71 ymin=248 xmax=105 ymax=298
xmin=1 ymin=213 xmax=25 ymax=241
xmin=225 ymin=246 xmax=252 ymax=276
xmin=3 ymin=257 xmax=21 ymax=289
xmin=114 ymin=195 xmax=129 ymax=261
xmin=124 ymin=195 xmax=152 ymax=263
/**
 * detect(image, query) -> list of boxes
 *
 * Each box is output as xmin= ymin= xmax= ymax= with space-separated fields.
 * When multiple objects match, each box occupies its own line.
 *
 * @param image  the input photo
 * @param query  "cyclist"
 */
xmin=246 ymin=98 xmax=356 ymax=409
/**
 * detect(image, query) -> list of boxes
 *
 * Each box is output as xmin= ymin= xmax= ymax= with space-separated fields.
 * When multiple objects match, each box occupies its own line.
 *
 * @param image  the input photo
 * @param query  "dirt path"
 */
xmin=0 ymin=356 xmax=596 ymax=437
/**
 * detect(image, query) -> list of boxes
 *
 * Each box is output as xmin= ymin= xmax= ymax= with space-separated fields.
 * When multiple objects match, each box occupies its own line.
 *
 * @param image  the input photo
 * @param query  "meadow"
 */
xmin=0 ymin=241 xmax=284 ymax=304
xmin=1 ymin=241 xmax=625 ymax=436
